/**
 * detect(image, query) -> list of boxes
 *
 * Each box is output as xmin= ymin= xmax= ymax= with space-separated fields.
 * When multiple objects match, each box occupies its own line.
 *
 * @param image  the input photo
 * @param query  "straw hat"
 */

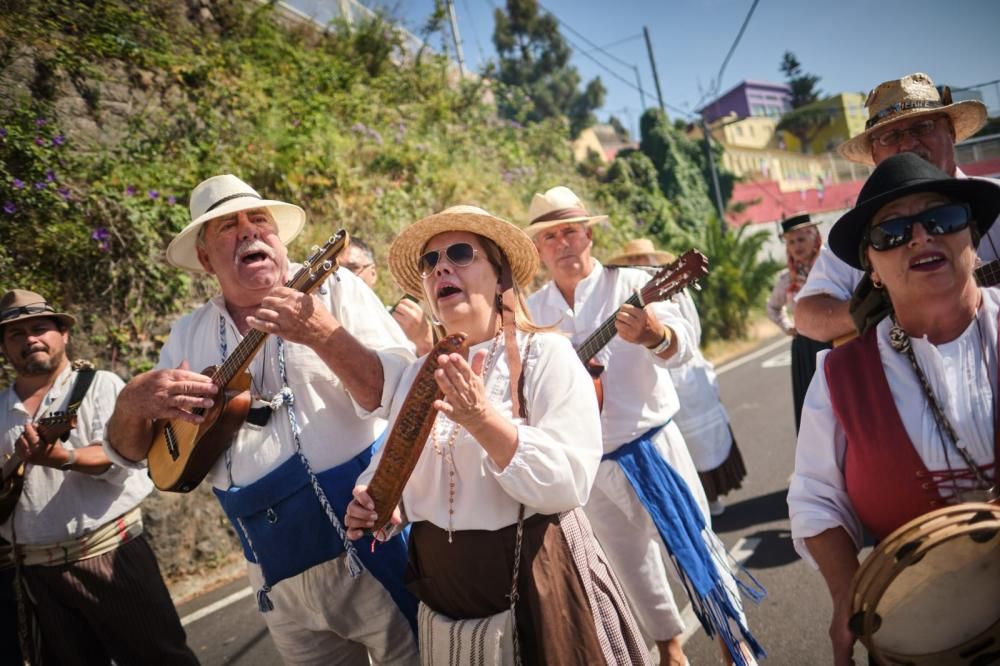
xmin=779 ymin=213 xmax=821 ymax=237
xmin=524 ymin=186 xmax=608 ymax=238
xmin=838 ymin=73 xmax=987 ymax=166
xmin=829 ymin=153 xmax=1000 ymax=271
xmin=0 ymin=289 xmax=75 ymax=332
xmin=166 ymin=174 xmax=306 ymax=273
xmin=607 ymin=238 xmax=676 ymax=266
xmin=388 ymin=205 xmax=540 ymax=298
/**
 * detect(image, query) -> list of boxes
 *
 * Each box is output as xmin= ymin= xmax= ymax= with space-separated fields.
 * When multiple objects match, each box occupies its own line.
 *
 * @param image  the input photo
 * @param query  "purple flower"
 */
xmin=0 ymin=128 xmax=7 ymax=138
xmin=3 ymin=201 xmax=14 ymax=214
xmin=34 ymin=181 xmax=46 ymax=190
xmin=351 ymin=122 xmax=368 ymax=134
xmin=35 ymin=118 xmax=46 ymax=127
xmin=126 ymin=185 xmax=136 ymax=196
xmin=148 ymin=189 xmax=159 ymax=199
xmin=52 ymin=135 xmax=65 ymax=146
xmin=34 ymin=136 xmax=45 ymax=146
xmin=12 ymin=178 xmax=24 ymax=190
xmin=45 ymin=170 xmax=55 ymax=182
xmin=58 ymin=186 xmax=70 ymax=200
xmin=167 ymin=195 xmax=177 ymax=205
xmin=91 ymin=227 xmax=110 ymax=241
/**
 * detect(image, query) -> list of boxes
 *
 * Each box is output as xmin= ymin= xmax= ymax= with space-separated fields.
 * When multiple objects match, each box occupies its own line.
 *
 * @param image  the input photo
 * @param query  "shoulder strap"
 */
xmin=65 ymin=364 xmax=97 ymax=415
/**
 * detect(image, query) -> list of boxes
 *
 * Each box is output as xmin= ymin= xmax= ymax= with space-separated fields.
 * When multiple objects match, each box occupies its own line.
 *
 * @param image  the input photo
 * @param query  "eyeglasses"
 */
xmin=418 ymin=242 xmax=477 ymax=277
xmin=867 ymin=203 xmax=971 ymax=252
xmin=343 ymin=262 xmax=374 ymax=274
xmin=0 ymin=304 xmax=54 ymax=323
xmin=872 ymin=118 xmax=940 ymax=148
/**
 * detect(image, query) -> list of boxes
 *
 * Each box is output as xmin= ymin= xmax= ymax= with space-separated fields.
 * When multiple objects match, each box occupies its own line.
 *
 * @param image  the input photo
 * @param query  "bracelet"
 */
xmin=647 ymin=327 xmax=672 ymax=355
xmin=59 ymin=447 xmax=77 ymax=471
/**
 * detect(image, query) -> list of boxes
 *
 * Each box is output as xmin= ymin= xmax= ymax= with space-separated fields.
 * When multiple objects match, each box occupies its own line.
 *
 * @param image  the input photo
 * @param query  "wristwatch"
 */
xmin=647 ymin=327 xmax=672 ymax=355
xmin=59 ymin=448 xmax=77 ymax=471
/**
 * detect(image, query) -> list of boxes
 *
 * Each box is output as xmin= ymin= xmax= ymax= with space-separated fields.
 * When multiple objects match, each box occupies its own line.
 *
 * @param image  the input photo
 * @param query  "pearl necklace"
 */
xmin=432 ymin=330 xmax=504 ymax=542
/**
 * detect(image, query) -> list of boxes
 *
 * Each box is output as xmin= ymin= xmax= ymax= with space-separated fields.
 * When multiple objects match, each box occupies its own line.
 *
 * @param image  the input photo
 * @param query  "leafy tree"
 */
xmin=595 ymin=149 xmax=687 ymax=247
xmin=637 ymin=109 xmax=733 ymax=231
xmin=777 ymin=99 xmax=835 ymax=154
xmin=491 ymin=0 xmax=605 ymax=137
xmin=780 ymin=51 xmax=821 ymax=108
xmin=607 ymin=115 xmax=629 ymax=139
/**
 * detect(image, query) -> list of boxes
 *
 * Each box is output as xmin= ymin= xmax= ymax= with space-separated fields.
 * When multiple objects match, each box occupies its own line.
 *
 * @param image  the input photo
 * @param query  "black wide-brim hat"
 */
xmin=829 ymin=153 xmax=1000 ymax=270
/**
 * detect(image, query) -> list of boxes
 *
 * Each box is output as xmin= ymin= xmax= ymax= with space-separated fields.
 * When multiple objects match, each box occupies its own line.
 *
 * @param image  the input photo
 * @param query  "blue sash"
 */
xmin=214 ymin=444 xmax=417 ymax=632
xmin=603 ymin=425 xmax=765 ymax=665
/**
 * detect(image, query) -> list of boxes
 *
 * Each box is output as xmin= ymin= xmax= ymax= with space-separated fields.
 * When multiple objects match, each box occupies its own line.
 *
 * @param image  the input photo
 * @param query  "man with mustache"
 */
xmin=0 ymin=289 xmax=197 ymax=665
xmin=104 ymin=175 xmax=419 ymax=664
xmin=794 ymin=72 xmax=1000 ymax=343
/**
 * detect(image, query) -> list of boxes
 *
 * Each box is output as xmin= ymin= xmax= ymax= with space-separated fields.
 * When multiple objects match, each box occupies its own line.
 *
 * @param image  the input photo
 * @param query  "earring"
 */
xmin=871 ymin=275 xmax=884 ymax=289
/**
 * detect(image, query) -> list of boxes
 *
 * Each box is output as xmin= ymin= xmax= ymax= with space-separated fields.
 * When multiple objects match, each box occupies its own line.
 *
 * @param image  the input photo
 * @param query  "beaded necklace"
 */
xmin=431 ymin=329 xmax=504 ymax=542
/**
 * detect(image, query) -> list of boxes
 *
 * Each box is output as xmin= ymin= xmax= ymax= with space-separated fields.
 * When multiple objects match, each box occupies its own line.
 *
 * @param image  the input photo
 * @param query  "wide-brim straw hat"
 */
xmin=607 ymin=238 xmax=675 ymax=265
xmin=779 ymin=213 xmax=821 ymax=237
xmin=166 ymin=174 xmax=306 ymax=273
xmin=0 ymin=289 xmax=76 ymax=332
xmin=524 ymin=186 xmax=608 ymax=238
xmin=389 ymin=205 xmax=539 ymax=298
xmin=829 ymin=153 xmax=1000 ymax=271
xmin=838 ymin=72 xmax=987 ymax=166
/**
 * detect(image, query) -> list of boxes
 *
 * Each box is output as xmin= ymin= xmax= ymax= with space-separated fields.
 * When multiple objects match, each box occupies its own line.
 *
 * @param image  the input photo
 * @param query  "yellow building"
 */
xmin=781 ymin=92 xmax=867 ymax=154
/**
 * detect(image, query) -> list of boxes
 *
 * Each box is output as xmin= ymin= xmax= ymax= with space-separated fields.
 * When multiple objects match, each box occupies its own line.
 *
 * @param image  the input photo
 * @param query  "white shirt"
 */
xmin=796 ymin=170 xmax=1000 ymax=303
xmin=766 ymin=270 xmax=796 ymax=334
xmin=527 ymin=260 xmax=695 ymax=452
xmin=104 ymin=267 xmax=414 ymax=489
xmin=1 ymin=365 xmax=152 ymax=545
xmin=357 ymin=331 xmax=602 ymax=531
xmin=668 ymin=291 xmax=733 ymax=471
xmin=788 ymin=287 xmax=999 ymax=567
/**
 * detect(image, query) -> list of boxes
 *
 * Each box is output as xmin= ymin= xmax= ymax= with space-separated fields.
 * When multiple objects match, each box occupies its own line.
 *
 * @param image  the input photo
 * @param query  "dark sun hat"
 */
xmin=828 ymin=153 xmax=1000 ymax=270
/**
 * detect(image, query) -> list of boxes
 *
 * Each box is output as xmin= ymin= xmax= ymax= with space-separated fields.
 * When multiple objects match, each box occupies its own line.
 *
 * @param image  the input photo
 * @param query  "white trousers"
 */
xmin=585 ymin=421 xmax=710 ymax=642
xmin=247 ymin=554 xmax=417 ymax=665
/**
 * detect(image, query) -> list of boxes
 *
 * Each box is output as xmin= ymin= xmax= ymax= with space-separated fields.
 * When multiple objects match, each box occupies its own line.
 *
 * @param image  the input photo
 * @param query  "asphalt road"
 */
xmin=177 ymin=334 xmax=870 ymax=665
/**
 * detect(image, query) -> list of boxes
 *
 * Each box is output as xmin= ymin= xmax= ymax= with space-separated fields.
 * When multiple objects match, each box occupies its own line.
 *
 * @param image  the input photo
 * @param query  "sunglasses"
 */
xmin=418 ymin=242 xmax=478 ymax=277
xmin=867 ymin=203 xmax=971 ymax=252
xmin=0 ymin=304 xmax=54 ymax=323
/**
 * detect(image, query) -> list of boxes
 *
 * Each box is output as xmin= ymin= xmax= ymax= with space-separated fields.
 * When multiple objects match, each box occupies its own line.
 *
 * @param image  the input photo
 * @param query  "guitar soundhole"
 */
xmin=164 ymin=424 xmax=180 ymax=461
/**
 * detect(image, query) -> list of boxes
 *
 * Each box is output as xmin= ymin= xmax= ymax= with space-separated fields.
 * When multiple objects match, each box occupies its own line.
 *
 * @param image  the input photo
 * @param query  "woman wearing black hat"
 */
xmin=767 ymin=213 xmax=832 ymax=432
xmin=788 ymin=153 xmax=999 ymax=665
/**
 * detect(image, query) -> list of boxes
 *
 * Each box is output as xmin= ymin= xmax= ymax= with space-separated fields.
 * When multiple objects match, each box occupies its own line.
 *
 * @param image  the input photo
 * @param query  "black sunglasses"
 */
xmin=0 ymin=304 xmax=54 ymax=323
xmin=867 ymin=203 xmax=972 ymax=252
xmin=418 ymin=242 xmax=478 ymax=277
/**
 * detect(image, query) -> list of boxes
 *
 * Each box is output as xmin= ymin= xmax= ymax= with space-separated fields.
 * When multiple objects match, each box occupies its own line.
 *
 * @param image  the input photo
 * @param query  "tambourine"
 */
xmin=848 ymin=501 xmax=1000 ymax=665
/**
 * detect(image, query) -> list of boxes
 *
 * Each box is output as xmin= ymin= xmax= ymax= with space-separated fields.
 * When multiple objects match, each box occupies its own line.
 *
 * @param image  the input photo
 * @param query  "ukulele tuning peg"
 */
xmin=311 ymin=245 xmax=321 ymax=254
xmin=322 ymin=260 xmax=333 ymax=271
xmin=303 ymin=259 xmax=312 ymax=269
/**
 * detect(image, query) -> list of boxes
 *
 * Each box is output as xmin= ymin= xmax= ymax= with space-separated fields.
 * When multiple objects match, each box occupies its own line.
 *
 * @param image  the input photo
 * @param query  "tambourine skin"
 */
xmin=848 ymin=501 xmax=1000 ymax=665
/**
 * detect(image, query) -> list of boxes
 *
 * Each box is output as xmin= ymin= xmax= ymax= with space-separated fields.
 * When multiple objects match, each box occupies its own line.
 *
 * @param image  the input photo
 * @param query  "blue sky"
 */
xmin=345 ymin=0 xmax=1000 ymax=136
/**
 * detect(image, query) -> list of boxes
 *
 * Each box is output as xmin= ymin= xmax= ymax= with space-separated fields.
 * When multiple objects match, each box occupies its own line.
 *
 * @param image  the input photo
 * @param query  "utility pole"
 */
xmin=632 ymin=65 xmax=648 ymax=111
xmin=701 ymin=118 xmax=727 ymax=232
xmin=643 ymin=26 xmax=665 ymax=114
xmin=445 ymin=0 xmax=466 ymax=78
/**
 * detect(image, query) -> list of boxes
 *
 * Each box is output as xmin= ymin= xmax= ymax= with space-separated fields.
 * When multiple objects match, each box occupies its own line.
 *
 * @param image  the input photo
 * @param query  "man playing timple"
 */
xmin=525 ymin=187 xmax=763 ymax=666
xmin=0 ymin=289 xmax=197 ymax=665
xmin=105 ymin=175 xmax=418 ymax=664
xmin=795 ymin=72 xmax=1000 ymax=342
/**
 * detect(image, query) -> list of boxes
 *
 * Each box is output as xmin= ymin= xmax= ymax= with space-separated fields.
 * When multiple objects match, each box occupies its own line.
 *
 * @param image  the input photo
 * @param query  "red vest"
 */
xmin=824 ymin=327 xmax=999 ymax=541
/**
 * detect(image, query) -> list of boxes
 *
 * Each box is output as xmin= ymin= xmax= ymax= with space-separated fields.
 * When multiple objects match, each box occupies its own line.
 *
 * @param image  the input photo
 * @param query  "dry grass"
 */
xmin=703 ymin=313 xmax=785 ymax=366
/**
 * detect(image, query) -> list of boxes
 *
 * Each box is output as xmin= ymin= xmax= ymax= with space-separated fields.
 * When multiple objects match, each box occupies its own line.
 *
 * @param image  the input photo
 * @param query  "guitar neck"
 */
xmin=1 ymin=416 xmax=71 ymax=480
xmin=576 ymin=293 xmax=642 ymax=364
xmin=210 ymin=261 xmax=324 ymax=389
xmin=975 ymin=259 xmax=1000 ymax=288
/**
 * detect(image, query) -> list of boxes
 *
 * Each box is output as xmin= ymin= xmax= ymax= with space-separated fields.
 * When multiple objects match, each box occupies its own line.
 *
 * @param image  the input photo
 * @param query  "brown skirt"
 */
xmin=406 ymin=510 xmax=650 ymax=665
xmin=698 ymin=429 xmax=748 ymax=502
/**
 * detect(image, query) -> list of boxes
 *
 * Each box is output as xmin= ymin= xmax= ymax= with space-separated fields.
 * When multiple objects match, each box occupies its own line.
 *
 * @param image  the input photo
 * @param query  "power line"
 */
xmin=459 ymin=0 xmax=487 ymax=62
xmin=596 ymin=33 xmax=643 ymax=51
xmin=536 ymin=1 xmax=633 ymax=73
xmin=694 ymin=0 xmax=761 ymax=112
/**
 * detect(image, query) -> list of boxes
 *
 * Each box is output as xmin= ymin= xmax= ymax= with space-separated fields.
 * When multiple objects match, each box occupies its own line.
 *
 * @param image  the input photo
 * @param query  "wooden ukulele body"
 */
xmin=147 ymin=367 xmax=252 ymax=492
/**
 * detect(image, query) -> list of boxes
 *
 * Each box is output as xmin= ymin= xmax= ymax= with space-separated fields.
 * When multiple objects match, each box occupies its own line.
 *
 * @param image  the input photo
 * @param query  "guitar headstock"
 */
xmin=36 ymin=411 xmax=76 ymax=443
xmin=640 ymin=249 xmax=710 ymax=305
xmin=290 ymin=229 xmax=350 ymax=294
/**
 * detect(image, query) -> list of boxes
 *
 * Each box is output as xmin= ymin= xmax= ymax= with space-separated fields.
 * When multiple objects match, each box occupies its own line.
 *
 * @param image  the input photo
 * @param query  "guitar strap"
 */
xmin=63 ymin=362 xmax=96 ymax=420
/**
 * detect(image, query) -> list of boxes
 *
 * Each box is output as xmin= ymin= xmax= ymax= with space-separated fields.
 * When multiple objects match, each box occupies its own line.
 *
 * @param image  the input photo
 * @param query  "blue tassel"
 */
xmin=257 ymin=586 xmax=274 ymax=613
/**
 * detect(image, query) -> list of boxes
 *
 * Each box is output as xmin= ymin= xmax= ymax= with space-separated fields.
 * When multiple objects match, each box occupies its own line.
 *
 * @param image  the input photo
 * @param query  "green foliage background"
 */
xmin=0 ymin=0 xmax=778 ymax=381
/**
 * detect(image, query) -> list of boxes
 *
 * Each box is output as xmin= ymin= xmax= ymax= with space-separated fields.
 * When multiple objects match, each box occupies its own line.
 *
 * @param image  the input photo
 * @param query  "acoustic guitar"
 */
xmin=576 ymin=249 xmax=710 ymax=409
xmin=147 ymin=230 xmax=349 ymax=493
xmin=0 ymin=412 xmax=77 ymax=524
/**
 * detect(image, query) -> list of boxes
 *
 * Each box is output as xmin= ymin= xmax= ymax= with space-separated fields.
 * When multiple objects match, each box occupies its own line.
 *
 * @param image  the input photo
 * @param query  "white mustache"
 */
xmin=234 ymin=239 xmax=275 ymax=265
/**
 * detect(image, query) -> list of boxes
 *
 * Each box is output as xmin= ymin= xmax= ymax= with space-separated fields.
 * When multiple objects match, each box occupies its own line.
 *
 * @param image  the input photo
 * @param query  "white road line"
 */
xmin=180 ymin=586 xmax=254 ymax=627
xmin=678 ymin=536 xmax=762 ymax=645
xmin=715 ymin=337 xmax=791 ymax=376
